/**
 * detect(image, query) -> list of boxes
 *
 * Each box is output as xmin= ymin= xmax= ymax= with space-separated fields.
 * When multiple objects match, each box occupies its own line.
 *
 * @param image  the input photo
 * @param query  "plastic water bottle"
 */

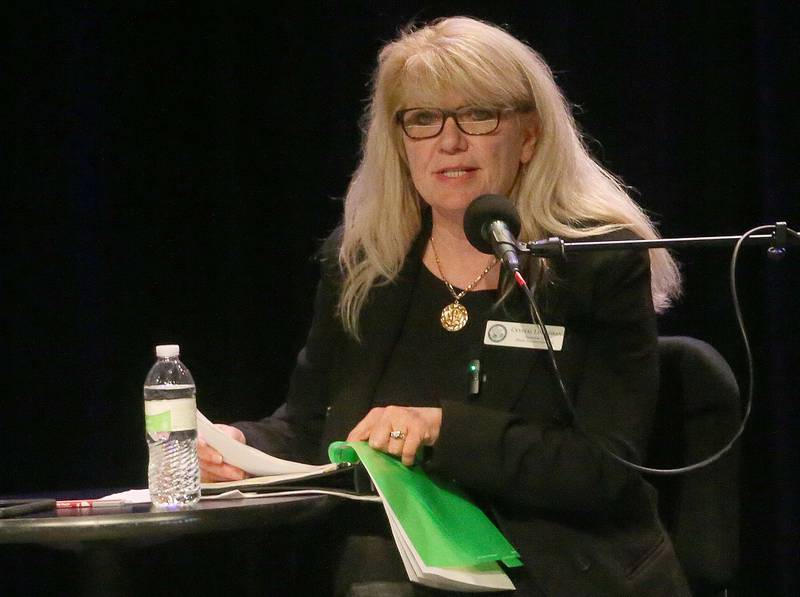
xmin=144 ymin=344 xmax=200 ymax=508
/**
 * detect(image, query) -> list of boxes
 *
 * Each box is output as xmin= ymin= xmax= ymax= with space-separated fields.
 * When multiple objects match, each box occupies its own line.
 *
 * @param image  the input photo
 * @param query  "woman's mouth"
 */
xmin=438 ymin=167 xmax=477 ymax=178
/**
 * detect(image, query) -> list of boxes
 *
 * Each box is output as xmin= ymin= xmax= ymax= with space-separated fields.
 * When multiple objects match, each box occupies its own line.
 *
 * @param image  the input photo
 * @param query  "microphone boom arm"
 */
xmin=521 ymin=223 xmax=799 ymax=259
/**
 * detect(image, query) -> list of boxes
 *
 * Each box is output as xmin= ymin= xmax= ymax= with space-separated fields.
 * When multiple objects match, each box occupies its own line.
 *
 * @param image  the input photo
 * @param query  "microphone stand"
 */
xmin=510 ymin=220 xmax=798 ymax=475
xmin=519 ymin=221 xmax=799 ymax=259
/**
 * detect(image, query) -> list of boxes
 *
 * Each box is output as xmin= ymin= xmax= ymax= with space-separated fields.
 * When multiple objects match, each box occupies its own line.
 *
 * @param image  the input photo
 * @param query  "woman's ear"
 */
xmin=519 ymin=113 xmax=539 ymax=165
xmin=396 ymin=132 xmax=410 ymax=166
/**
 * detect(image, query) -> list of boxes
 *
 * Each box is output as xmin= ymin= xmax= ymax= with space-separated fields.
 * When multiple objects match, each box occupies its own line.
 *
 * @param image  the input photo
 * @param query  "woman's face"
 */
xmin=400 ymin=95 xmax=537 ymax=220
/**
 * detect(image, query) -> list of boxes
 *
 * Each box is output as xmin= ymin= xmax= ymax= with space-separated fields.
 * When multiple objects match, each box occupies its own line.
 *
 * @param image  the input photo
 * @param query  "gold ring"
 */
xmin=389 ymin=430 xmax=406 ymax=440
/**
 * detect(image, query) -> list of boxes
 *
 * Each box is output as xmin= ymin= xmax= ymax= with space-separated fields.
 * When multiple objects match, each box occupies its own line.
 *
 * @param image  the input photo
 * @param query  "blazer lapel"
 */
xmin=474 ymin=279 xmax=542 ymax=414
xmin=475 ymin=252 xmax=577 ymax=415
xmin=325 ymin=228 xmax=428 ymax=441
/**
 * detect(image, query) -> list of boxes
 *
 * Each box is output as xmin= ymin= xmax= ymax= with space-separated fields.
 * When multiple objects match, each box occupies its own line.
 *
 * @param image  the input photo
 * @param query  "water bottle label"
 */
xmin=145 ymin=398 xmax=197 ymax=434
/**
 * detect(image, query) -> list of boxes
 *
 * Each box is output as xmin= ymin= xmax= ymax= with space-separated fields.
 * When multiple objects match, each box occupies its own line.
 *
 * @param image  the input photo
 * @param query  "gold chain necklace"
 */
xmin=429 ymin=236 xmax=498 ymax=332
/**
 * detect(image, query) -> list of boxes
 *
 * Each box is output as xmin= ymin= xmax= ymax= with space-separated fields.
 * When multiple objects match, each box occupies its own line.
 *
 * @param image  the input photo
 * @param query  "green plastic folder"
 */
xmin=329 ymin=441 xmax=522 ymax=569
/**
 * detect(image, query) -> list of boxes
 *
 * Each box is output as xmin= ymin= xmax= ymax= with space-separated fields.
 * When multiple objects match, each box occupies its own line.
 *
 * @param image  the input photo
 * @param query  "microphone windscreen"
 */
xmin=464 ymin=194 xmax=522 ymax=254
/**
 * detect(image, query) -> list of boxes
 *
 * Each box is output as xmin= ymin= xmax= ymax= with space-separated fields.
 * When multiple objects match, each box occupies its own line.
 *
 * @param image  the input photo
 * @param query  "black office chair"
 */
xmin=647 ymin=336 xmax=741 ymax=597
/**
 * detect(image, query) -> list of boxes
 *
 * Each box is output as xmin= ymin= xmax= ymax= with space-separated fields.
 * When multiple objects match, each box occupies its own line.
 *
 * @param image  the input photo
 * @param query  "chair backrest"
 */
xmin=647 ymin=336 xmax=740 ymax=596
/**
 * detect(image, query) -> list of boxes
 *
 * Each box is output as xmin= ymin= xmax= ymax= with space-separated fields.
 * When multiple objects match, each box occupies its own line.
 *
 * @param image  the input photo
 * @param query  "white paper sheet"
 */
xmin=196 ymin=410 xmax=331 ymax=476
xmin=101 ymin=488 xmax=382 ymax=504
xmin=101 ymin=488 xmax=151 ymax=503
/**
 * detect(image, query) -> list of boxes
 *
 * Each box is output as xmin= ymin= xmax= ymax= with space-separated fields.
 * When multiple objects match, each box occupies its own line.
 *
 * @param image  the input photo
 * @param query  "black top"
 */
xmin=234 ymin=226 xmax=692 ymax=595
xmin=372 ymin=264 xmax=496 ymax=408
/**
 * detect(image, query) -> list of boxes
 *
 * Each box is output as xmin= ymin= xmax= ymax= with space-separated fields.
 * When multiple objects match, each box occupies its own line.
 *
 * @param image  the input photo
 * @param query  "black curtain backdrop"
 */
xmin=6 ymin=2 xmax=799 ymax=595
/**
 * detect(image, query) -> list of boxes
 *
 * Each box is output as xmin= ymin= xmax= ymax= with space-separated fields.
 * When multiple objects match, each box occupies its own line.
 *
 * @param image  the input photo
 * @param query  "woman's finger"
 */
xmin=200 ymin=461 xmax=247 ymax=482
xmin=214 ymin=423 xmax=246 ymax=443
xmin=386 ymin=431 xmax=407 ymax=457
xmin=401 ymin=428 xmax=423 ymax=466
xmin=197 ymin=441 xmax=224 ymax=465
xmin=368 ymin=413 xmax=397 ymax=451
xmin=347 ymin=407 xmax=385 ymax=441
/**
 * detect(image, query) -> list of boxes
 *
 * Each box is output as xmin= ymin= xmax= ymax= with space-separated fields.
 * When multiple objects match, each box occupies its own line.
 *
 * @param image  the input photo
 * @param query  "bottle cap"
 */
xmin=155 ymin=344 xmax=180 ymax=358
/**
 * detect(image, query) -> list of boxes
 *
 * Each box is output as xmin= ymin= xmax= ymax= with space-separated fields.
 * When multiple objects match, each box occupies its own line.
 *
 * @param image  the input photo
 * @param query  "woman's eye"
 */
xmin=461 ymin=108 xmax=495 ymax=122
xmin=407 ymin=110 xmax=440 ymax=126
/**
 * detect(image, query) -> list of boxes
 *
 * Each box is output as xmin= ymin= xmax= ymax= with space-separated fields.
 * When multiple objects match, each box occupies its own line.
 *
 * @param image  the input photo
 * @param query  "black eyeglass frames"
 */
xmin=395 ymin=106 xmax=506 ymax=139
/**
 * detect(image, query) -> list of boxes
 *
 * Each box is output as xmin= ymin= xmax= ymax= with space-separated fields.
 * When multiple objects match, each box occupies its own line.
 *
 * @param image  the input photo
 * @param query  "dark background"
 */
xmin=5 ymin=2 xmax=799 ymax=595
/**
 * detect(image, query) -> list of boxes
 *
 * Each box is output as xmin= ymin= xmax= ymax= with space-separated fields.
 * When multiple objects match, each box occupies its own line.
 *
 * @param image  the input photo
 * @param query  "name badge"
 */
xmin=483 ymin=320 xmax=565 ymax=351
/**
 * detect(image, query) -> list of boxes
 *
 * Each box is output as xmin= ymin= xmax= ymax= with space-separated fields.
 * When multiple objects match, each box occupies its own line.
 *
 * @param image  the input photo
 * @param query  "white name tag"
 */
xmin=483 ymin=320 xmax=565 ymax=351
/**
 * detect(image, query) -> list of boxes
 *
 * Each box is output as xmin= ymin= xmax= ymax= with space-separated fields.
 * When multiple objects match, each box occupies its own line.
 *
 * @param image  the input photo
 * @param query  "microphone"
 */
xmin=464 ymin=194 xmax=522 ymax=273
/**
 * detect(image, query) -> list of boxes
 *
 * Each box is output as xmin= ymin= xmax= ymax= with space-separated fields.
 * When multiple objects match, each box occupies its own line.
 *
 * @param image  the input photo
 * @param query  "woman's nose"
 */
xmin=438 ymin=116 xmax=468 ymax=152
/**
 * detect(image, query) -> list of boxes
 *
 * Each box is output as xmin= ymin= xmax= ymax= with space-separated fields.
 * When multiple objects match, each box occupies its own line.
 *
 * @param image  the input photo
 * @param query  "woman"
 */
xmin=200 ymin=16 xmax=688 ymax=596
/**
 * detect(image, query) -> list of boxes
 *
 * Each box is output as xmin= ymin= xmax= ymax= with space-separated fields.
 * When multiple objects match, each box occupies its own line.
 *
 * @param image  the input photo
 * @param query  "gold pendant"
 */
xmin=441 ymin=302 xmax=468 ymax=332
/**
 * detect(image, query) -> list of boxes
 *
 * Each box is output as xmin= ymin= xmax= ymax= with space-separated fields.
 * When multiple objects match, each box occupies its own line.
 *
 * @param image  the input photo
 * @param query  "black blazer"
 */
xmin=236 ymin=224 xmax=691 ymax=596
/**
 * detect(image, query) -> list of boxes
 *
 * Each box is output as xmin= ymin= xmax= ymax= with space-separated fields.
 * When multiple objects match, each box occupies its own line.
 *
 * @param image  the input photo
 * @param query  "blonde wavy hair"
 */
xmin=338 ymin=16 xmax=681 ymax=336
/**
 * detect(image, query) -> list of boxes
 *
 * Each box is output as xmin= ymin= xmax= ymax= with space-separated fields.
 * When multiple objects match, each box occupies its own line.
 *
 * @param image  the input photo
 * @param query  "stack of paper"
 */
xmin=329 ymin=442 xmax=520 ymax=592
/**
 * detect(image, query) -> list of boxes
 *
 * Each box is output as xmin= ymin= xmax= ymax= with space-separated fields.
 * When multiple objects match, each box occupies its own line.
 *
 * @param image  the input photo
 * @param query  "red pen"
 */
xmin=55 ymin=499 xmax=126 ymax=509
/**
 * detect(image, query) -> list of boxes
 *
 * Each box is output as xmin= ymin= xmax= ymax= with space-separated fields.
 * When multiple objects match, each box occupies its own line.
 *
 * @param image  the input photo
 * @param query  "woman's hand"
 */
xmin=198 ymin=423 xmax=249 ymax=482
xmin=347 ymin=406 xmax=442 ymax=466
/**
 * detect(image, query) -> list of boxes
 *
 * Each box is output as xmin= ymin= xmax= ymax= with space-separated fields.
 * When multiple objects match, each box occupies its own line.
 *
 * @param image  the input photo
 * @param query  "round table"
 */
xmin=0 ymin=493 xmax=347 ymax=596
xmin=0 ymin=494 xmax=339 ymax=546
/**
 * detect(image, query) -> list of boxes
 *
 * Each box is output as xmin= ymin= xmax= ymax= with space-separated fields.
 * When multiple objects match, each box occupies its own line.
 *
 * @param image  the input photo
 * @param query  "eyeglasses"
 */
xmin=395 ymin=106 xmax=506 ymax=139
